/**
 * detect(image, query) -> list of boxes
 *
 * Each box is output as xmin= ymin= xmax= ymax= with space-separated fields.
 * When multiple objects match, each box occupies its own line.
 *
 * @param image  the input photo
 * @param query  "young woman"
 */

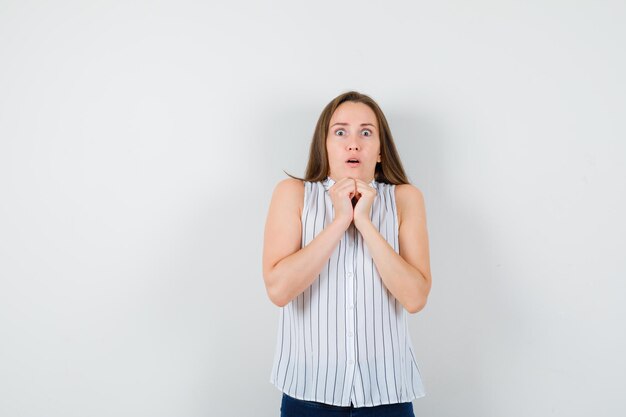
xmin=262 ymin=91 xmax=432 ymax=417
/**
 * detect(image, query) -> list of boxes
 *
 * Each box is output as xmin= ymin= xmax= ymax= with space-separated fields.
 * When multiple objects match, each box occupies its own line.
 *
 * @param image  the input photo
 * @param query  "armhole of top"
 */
xmin=301 ymin=181 xmax=312 ymax=249
xmin=302 ymin=181 xmax=310 ymax=218
xmin=391 ymin=184 xmax=400 ymax=251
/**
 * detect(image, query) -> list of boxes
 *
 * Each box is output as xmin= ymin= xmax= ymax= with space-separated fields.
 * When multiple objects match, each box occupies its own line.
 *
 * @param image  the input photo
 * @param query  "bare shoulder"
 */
xmin=395 ymin=183 xmax=424 ymax=203
xmin=275 ymin=177 xmax=304 ymax=191
xmin=271 ymin=177 xmax=304 ymax=215
xmin=394 ymin=183 xmax=426 ymax=224
xmin=273 ymin=177 xmax=304 ymax=197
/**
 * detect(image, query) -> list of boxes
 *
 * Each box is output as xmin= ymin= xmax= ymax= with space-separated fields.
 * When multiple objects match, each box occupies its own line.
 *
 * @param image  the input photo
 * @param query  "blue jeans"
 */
xmin=280 ymin=393 xmax=416 ymax=417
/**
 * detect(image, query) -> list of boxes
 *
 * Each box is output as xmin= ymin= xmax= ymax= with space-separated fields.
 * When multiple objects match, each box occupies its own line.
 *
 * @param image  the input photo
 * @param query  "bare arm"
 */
xmin=354 ymin=183 xmax=432 ymax=314
xmin=262 ymin=179 xmax=351 ymax=307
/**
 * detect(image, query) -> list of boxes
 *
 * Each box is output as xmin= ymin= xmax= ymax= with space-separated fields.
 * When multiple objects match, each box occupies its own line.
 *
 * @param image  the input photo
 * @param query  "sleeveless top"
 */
xmin=269 ymin=176 xmax=426 ymax=407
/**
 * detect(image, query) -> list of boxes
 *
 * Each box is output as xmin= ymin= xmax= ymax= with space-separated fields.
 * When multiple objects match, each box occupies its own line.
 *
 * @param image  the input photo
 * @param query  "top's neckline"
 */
xmin=322 ymin=176 xmax=377 ymax=191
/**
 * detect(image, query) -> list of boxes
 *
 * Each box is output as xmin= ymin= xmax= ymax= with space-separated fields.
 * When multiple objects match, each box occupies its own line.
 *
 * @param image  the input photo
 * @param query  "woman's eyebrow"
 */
xmin=330 ymin=122 xmax=377 ymax=129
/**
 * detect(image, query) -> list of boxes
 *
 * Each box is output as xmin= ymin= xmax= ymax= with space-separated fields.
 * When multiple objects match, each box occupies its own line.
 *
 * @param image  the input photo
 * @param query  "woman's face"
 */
xmin=326 ymin=101 xmax=381 ymax=182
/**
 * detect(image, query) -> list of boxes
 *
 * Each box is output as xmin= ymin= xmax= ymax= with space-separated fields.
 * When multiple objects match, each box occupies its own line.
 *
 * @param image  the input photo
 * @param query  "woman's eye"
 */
xmin=362 ymin=129 xmax=372 ymax=137
xmin=335 ymin=129 xmax=346 ymax=136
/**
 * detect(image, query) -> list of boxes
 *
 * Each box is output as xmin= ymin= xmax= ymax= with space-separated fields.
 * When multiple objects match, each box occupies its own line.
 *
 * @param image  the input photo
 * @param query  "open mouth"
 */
xmin=346 ymin=158 xmax=360 ymax=167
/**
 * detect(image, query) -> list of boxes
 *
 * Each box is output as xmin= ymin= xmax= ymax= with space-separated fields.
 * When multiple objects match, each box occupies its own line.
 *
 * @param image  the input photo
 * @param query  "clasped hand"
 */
xmin=328 ymin=177 xmax=377 ymax=230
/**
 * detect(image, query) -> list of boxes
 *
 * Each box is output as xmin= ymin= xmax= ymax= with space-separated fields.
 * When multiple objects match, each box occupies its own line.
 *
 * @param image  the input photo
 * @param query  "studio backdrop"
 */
xmin=1 ymin=1 xmax=624 ymax=416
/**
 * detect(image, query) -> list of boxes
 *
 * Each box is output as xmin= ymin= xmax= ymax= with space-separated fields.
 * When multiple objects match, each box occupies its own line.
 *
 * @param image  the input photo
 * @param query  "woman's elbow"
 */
xmin=406 ymin=296 xmax=428 ymax=314
xmin=264 ymin=270 xmax=288 ymax=307
xmin=407 ymin=275 xmax=432 ymax=313
xmin=267 ymin=287 xmax=288 ymax=307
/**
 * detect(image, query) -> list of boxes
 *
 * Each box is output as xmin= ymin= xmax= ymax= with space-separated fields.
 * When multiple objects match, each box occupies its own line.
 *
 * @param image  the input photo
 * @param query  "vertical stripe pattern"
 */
xmin=269 ymin=177 xmax=426 ymax=407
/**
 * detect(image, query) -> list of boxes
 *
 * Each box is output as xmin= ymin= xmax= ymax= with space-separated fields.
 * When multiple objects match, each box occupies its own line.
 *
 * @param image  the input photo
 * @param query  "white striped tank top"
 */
xmin=269 ymin=176 xmax=426 ymax=407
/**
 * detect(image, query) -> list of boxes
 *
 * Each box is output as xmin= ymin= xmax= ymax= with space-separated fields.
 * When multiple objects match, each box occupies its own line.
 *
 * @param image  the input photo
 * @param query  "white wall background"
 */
xmin=1 ymin=1 xmax=625 ymax=416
